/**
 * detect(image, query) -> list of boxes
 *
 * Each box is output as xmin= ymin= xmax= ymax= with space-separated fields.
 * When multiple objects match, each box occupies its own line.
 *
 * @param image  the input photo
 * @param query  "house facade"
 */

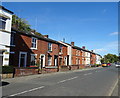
xmin=96 ymin=54 xmax=102 ymax=64
xmin=85 ymin=50 xmax=91 ymax=65
xmin=58 ymin=41 xmax=72 ymax=66
xmin=0 ymin=6 xmax=13 ymax=66
xmin=10 ymin=28 xmax=68 ymax=69
xmin=90 ymin=51 xmax=96 ymax=65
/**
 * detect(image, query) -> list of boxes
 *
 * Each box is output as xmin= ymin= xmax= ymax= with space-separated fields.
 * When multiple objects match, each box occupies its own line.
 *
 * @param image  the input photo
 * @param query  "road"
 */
xmin=2 ymin=65 xmax=119 ymax=97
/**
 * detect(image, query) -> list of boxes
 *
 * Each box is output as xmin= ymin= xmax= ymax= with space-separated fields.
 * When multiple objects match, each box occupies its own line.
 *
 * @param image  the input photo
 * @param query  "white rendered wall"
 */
xmin=0 ymin=8 xmax=13 ymax=66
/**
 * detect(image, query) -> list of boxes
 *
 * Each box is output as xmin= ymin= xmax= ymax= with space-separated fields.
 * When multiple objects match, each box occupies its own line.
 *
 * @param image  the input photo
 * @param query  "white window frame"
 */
xmin=30 ymin=54 xmax=37 ymax=66
xmin=48 ymin=43 xmax=52 ymax=51
xmin=19 ymin=52 xmax=27 ymax=67
xmin=31 ymin=37 xmax=37 ymax=49
xmin=0 ymin=16 xmax=7 ymax=30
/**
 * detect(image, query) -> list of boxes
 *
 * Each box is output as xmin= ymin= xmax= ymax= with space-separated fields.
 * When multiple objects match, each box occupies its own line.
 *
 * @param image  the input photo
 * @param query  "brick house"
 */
xmin=90 ymin=50 xmax=96 ymax=65
xmin=10 ymin=28 xmax=68 ymax=70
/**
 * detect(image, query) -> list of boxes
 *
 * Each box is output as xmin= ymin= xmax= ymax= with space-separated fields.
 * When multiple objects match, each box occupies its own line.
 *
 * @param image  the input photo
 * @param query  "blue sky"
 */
xmin=2 ymin=2 xmax=118 ymax=56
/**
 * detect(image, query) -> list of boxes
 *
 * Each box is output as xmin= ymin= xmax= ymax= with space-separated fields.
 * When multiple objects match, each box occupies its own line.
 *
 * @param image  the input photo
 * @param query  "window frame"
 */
xmin=30 ymin=54 xmax=37 ymax=66
xmin=48 ymin=56 xmax=52 ymax=66
xmin=31 ymin=37 xmax=37 ymax=49
xmin=0 ymin=16 xmax=7 ymax=30
xmin=48 ymin=43 xmax=52 ymax=51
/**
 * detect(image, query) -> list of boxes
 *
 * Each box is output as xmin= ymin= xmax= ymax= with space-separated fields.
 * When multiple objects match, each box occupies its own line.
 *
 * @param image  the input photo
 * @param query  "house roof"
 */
xmin=12 ymin=27 xmax=62 ymax=44
xmin=0 ymin=6 xmax=13 ymax=14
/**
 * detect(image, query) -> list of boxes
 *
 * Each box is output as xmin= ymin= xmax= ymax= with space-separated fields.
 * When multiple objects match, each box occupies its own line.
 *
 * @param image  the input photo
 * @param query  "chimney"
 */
xmin=44 ymin=35 xmax=49 ymax=38
xmin=91 ymin=50 xmax=93 ymax=52
xmin=82 ymin=46 xmax=85 ymax=49
xmin=71 ymin=42 xmax=74 ymax=46
xmin=31 ymin=29 xmax=36 ymax=34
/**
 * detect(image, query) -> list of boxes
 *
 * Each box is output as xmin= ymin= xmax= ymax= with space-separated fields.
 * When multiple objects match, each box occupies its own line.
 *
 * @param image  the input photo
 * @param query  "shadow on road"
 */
xmin=0 ymin=81 xmax=10 ymax=87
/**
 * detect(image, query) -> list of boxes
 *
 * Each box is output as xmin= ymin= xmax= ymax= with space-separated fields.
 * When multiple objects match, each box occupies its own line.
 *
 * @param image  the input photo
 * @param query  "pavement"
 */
xmin=1 ymin=65 xmax=119 ymax=97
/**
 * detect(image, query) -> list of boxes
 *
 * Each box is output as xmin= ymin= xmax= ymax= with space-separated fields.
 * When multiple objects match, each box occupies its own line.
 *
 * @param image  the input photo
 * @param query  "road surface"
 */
xmin=2 ymin=65 xmax=119 ymax=97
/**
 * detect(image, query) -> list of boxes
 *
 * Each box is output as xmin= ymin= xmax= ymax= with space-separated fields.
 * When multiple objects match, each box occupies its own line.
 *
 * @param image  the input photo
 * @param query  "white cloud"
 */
xmin=110 ymin=32 xmax=118 ymax=36
xmin=94 ymin=48 xmax=106 ymax=53
xmin=94 ymin=41 xmax=118 ymax=56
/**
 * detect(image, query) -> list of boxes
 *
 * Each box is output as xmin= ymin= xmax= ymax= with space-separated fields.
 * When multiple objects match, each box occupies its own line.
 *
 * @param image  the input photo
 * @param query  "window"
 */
xmin=59 ymin=45 xmax=62 ymax=53
xmin=31 ymin=37 xmax=37 ymax=49
xmin=48 ymin=43 xmax=52 ymax=51
xmin=30 ymin=54 xmax=37 ymax=66
xmin=0 ymin=16 xmax=7 ymax=30
xmin=10 ymin=31 xmax=16 ymax=46
xmin=48 ymin=56 xmax=52 ymax=65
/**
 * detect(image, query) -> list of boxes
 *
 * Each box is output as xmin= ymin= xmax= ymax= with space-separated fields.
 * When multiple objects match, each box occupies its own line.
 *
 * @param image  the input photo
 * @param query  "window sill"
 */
xmin=0 ymin=29 xmax=11 ymax=33
xmin=10 ymin=45 xmax=15 ymax=47
xmin=31 ymin=48 xmax=37 ymax=50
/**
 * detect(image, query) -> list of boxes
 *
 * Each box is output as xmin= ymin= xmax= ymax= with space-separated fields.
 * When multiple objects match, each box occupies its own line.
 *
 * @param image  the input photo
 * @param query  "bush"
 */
xmin=2 ymin=66 xmax=14 ymax=74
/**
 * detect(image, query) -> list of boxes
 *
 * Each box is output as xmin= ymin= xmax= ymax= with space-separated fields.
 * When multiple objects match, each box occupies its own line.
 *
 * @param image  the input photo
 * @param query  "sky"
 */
xmin=2 ymin=2 xmax=118 ymax=56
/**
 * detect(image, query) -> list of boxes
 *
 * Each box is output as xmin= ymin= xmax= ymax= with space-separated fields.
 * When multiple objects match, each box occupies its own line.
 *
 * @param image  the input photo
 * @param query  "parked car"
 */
xmin=102 ymin=63 xmax=107 ymax=67
xmin=115 ymin=64 xmax=120 ymax=68
xmin=107 ymin=63 xmax=111 ymax=67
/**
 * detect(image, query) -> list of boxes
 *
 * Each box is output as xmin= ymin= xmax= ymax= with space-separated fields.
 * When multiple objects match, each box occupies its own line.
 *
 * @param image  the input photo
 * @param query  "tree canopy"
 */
xmin=12 ymin=15 xmax=43 ymax=36
xmin=101 ymin=53 xmax=119 ymax=63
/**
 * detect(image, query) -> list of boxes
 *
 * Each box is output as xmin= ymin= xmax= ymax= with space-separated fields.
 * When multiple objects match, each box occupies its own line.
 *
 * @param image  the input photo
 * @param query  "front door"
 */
xmin=40 ymin=54 xmax=45 ymax=68
xmin=54 ymin=55 xmax=58 ymax=66
xmin=19 ymin=52 xmax=27 ymax=67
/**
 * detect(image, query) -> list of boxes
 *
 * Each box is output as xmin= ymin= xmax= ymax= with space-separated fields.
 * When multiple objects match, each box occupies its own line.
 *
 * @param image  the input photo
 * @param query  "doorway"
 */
xmin=54 ymin=55 xmax=58 ymax=66
xmin=40 ymin=54 xmax=45 ymax=68
xmin=19 ymin=52 xmax=27 ymax=67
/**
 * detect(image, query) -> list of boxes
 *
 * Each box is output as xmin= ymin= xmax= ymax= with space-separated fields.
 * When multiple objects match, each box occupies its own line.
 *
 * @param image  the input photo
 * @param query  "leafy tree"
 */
xmin=101 ymin=53 xmax=119 ymax=63
xmin=12 ymin=15 xmax=43 ymax=37
xmin=12 ymin=15 xmax=31 ymax=33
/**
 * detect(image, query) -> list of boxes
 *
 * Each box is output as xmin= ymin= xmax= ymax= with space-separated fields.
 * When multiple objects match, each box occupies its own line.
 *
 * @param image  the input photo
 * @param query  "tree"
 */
xmin=101 ymin=53 xmax=119 ymax=63
xmin=12 ymin=15 xmax=43 ymax=37
xmin=12 ymin=15 xmax=31 ymax=33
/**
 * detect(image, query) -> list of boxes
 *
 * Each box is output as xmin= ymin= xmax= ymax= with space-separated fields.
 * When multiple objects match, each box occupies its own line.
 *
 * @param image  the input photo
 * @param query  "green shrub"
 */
xmin=2 ymin=66 xmax=14 ymax=74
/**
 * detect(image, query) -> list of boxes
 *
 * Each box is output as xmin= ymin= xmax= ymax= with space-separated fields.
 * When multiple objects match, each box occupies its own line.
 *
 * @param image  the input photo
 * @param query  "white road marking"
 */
xmin=84 ymin=73 xmax=92 ymax=76
xmin=9 ymin=86 xmax=45 ymax=96
xmin=57 ymin=76 xmax=78 ymax=83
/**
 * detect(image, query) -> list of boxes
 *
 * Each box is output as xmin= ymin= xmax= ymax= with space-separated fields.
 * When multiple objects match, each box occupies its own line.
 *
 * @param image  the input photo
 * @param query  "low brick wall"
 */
xmin=79 ymin=65 xmax=86 ymax=69
xmin=2 ymin=73 xmax=13 ymax=79
xmin=14 ymin=67 xmax=39 ymax=77
xmin=70 ymin=65 xmax=79 ymax=70
xmin=41 ymin=66 xmax=58 ymax=74
xmin=59 ymin=65 xmax=70 ymax=72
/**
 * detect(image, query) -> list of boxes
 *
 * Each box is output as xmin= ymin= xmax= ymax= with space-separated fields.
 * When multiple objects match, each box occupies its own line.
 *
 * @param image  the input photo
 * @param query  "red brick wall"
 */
xmin=14 ymin=68 xmax=39 ymax=77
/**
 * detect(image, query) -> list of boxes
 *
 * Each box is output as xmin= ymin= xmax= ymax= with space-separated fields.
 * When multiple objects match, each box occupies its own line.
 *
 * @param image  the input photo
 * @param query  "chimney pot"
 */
xmin=71 ymin=42 xmax=74 ymax=46
xmin=82 ymin=46 xmax=85 ymax=49
xmin=44 ymin=35 xmax=49 ymax=38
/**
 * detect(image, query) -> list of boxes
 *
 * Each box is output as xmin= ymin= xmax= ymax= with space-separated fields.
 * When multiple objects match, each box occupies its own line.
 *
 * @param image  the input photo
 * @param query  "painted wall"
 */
xmin=0 ymin=8 xmax=13 ymax=66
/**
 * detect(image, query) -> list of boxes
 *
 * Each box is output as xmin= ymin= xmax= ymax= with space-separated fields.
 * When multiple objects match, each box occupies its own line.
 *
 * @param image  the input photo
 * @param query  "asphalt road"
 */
xmin=2 ymin=65 xmax=119 ymax=97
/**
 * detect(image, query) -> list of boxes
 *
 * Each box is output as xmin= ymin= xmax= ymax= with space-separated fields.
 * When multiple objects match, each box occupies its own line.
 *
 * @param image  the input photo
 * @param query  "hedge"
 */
xmin=2 ymin=66 xmax=14 ymax=74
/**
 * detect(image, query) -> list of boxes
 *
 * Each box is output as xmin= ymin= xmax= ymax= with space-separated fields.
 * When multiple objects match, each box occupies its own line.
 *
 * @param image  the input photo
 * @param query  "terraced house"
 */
xmin=0 ymin=6 xmax=13 ymax=66
xmin=1 ymin=6 xmax=102 ymax=76
xmin=10 ymin=28 xmax=68 ymax=72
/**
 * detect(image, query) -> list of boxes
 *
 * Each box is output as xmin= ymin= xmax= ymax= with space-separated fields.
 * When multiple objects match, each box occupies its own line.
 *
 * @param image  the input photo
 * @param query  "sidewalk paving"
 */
xmin=2 ymin=67 xmax=102 ymax=82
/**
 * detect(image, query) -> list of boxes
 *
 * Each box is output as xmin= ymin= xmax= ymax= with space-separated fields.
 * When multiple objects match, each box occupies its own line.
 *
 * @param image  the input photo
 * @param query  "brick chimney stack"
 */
xmin=82 ymin=46 xmax=85 ymax=49
xmin=44 ymin=35 xmax=49 ymax=38
xmin=71 ymin=42 xmax=74 ymax=46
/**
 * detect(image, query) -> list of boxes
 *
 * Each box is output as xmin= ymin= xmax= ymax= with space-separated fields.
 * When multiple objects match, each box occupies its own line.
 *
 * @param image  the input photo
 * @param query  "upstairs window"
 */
xmin=31 ymin=37 xmax=37 ymax=49
xmin=48 ymin=43 xmax=52 ymax=51
xmin=0 ymin=17 xmax=7 ymax=30
xmin=59 ymin=45 xmax=62 ymax=53
xmin=10 ymin=31 xmax=16 ymax=46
